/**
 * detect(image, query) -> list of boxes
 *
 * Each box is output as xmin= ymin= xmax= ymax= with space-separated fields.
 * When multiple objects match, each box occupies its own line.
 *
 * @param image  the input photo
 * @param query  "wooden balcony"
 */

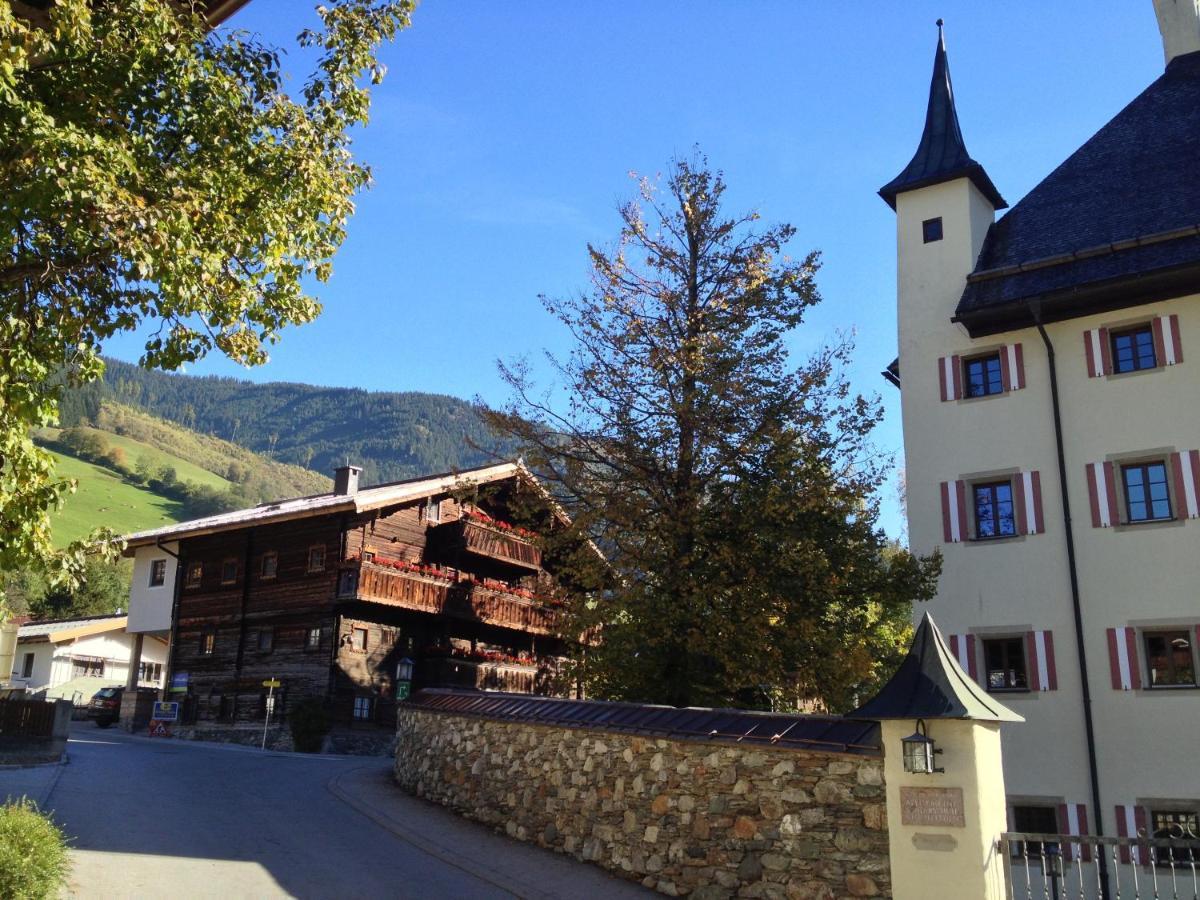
xmin=338 ymin=560 xmax=558 ymax=635
xmin=432 ymin=518 xmax=542 ymax=572
xmin=420 ymin=656 xmax=554 ymax=694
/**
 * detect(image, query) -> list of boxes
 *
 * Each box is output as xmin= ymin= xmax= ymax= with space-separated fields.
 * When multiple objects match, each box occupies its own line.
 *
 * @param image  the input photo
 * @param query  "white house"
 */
xmin=11 ymin=615 xmax=168 ymax=703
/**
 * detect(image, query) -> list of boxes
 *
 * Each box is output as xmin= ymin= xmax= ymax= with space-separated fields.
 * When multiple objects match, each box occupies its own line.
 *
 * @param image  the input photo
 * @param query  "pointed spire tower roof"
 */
xmin=847 ymin=612 xmax=1023 ymax=722
xmin=879 ymin=20 xmax=1007 ymax=211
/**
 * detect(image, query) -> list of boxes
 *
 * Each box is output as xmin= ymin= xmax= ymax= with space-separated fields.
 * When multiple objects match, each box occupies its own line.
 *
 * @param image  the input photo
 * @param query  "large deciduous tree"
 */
xmin=0 ymin=0 xmax=412 ymax=590
xmin=486 ymin=155 xmax=939 ymax=711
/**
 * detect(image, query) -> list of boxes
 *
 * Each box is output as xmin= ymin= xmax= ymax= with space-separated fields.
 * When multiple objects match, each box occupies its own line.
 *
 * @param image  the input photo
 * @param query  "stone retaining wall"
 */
xmin=394 ymin=707 xmax=891 ymax=898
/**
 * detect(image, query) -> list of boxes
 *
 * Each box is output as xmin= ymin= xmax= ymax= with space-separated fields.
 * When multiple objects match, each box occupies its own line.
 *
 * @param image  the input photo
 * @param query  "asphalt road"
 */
xmin=15 ymin=723 xmax=646 ymax=899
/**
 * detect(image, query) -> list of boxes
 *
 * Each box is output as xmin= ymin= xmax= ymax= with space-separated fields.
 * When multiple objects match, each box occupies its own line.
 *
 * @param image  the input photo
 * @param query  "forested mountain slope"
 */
xmin=61 ymin=358 xmax=509 ymax=485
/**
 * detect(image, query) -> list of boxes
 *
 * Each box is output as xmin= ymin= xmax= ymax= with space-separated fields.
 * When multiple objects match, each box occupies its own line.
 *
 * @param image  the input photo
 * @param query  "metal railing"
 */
xmin=1000 ymin=831 xmax=1200 ymax=900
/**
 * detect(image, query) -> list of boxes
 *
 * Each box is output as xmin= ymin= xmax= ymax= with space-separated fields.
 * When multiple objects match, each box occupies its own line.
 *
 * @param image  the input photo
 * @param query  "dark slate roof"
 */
xmin=847 ymin=613 xmax=1023 ymax=722
xmin=956 ymin=50 xmax=1200 ymax=335
xmin=405 ymin=689 xmax=883 ymax=756
xmin=879 ymin=22 xmax=1006 ymax=211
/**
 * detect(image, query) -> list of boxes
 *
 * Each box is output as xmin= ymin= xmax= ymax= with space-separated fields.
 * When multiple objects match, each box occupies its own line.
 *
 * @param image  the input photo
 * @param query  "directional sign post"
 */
xmin=261 ymin=678 xmax=281 ymax=750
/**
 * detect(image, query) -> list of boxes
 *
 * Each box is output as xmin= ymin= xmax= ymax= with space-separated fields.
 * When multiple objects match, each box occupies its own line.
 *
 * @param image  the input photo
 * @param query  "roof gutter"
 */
xmin=1029 ymin=302 xmax=1109 ymax=896
xmin=953 ymin=255 xmax=1200 ymax=338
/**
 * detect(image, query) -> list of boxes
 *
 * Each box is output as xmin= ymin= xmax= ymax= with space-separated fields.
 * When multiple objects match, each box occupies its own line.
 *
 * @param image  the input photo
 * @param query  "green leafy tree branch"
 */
xmin=0 ymin=0 xmax=412 ymax=603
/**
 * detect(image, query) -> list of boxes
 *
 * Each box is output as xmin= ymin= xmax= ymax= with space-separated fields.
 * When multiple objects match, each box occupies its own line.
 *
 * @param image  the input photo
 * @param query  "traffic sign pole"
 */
xmin=261 ymin=678 xmax=280 ymax=750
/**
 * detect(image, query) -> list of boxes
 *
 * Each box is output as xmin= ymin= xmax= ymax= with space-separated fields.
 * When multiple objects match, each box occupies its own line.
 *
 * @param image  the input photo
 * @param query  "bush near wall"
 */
xmin=395 ymin=708 xmax=891 ymax=899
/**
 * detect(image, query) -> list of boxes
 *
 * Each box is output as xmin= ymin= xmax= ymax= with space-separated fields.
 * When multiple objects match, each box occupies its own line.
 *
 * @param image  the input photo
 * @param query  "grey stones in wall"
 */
xmin=394 ymin=709 xmax=890 ymax=899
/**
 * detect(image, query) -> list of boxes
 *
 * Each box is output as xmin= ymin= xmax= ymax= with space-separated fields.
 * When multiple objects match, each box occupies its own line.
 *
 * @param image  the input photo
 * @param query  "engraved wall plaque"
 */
xmin=899 ymin=786 xmax=966 ymax=828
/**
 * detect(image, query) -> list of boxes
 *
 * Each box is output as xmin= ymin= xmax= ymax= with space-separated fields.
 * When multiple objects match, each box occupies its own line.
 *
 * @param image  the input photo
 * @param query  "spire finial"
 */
xmin=876 ymin=17 xmax=1007 ymax=211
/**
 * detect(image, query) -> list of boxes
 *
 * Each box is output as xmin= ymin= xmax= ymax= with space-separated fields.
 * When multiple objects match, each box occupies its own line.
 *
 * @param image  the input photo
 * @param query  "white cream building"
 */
xmin=884 ymin=2 xmax=1200 ymax=873
xmin=11 ymin=614 xmax=167 ymax=701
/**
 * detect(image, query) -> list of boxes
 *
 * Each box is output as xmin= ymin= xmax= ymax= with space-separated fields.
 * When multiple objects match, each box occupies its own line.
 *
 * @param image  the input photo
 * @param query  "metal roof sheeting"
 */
xmin=848 ymin=612 xmax=1023 ymax=723
xmin=124 ymin=462 xmax=523 ymax=548
xmin=404 ymin=689 xmax=883 ymax=756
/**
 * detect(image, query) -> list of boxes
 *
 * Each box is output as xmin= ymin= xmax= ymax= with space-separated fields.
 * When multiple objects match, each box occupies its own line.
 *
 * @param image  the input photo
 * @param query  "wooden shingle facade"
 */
xmin=126 ymin=463 xmax=575 ymax=731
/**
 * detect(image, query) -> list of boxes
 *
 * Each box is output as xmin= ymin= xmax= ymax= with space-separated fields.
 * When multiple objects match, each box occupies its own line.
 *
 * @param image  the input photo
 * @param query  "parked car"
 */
xmin=87 ymin=686 xmax=123 ymax=727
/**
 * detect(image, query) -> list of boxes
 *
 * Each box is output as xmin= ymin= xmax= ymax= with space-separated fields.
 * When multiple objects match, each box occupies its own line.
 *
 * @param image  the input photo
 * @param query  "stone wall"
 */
xmin=394 ymin=707 xmax=890 ymax=898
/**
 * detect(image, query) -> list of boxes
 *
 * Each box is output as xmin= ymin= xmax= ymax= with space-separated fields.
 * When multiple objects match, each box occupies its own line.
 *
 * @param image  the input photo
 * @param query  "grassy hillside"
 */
xmin=47 ymin=451 xmax=184 ymax=546
xmin=94 ymin=402 xmax=330 ymax=497
xmin=39 ymin=402 xmax=333 ymax=546
xmin=40 ymin=425 xmax=233 ymax=492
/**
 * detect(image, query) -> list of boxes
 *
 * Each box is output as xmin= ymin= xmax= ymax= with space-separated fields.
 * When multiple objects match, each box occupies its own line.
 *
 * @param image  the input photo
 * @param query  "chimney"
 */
xmin=1154 ymin=0 xmax=1200 ymax=66
xmin=333 ymin=464 xmax=362 ymax=496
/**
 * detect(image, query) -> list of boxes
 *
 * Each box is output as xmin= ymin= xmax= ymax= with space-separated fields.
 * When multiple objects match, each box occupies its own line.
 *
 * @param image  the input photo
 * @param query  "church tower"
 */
xmin=884 ymin=20 xmax=1005 ymax=374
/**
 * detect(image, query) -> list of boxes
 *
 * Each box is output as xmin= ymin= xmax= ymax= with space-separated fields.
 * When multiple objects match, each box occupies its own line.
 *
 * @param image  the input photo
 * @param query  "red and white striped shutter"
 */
xmin=1013 ymin=471 xmax=1044 ymax=535
xmin=1169 ymin=450 xmax=1200 ymax=519
xmin=1106 ymin=627 xmax=1140 ymax=691
xmin=1057 ymin=804 xmax=1090 ymax=862
xmin=1086 ymin=462 xmax=1120 ymax=527
xmin=1116 ymin=805 xmax=1149 ymax=864
xmin=940 ymin=480 xmax=968 ymax=543
xmin=1084 ymin=329 xmax=1113 ymax=377
xmin=1026 ymin=630 xmax=1057 ymax=691
xmin=1001 ymin=343 xmax=1025 ymax=391
xmin=948 ymin=633 xmax=978 ymax=681
xmin=938 ymin=356 xmax=963 ymax=401
xmin=1151 ymin=314 xmax=1183 ymax=366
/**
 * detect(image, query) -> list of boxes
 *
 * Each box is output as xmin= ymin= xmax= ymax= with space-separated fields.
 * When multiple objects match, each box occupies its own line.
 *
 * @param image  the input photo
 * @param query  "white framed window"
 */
xmin=307 ymin=545 xmax=326 ymax=573
xmin=352 ymin=696 xmax=373 ymax=720
xmin=149 ymin=559 xmax=167 ymax=587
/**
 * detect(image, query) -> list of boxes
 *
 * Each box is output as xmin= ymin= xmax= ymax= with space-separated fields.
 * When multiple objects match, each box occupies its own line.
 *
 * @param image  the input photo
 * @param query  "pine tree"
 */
xmin=485 ymin=153 xmax=940 ymax=710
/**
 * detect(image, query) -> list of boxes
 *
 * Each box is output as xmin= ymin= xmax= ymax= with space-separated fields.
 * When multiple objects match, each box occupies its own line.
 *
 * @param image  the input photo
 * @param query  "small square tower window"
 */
xmin=149 ymin=559 xmax=167 ymax=587
xmin=922 ymin=217 xmax=943 ymax=243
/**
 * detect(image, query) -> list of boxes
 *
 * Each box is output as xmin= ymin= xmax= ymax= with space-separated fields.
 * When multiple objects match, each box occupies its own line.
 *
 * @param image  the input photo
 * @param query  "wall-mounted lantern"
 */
xmin=901 ymin=718 xmax=944 ymax=774
xmin=396 ymin=657 xmax=414 ymax=683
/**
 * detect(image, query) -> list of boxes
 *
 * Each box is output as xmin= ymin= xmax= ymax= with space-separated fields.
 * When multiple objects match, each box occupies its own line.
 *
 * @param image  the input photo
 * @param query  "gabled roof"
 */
xmin=123 ymin=461 xmax=535 ymax=549
xmin=879 ymin=21 xmax=1006 ymax=211
xmin=956 ymin=50 xmax=1200 ymax=335
xmin=847 ymin=613 xmax=1023 ymax=722
xmin=19 ymin=615 xmax=129 ymax=644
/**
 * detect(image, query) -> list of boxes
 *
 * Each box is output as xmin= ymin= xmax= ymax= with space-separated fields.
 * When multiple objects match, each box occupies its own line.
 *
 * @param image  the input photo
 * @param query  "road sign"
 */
xmin=169 ymin=671 xmax=190 ymax=693
xmin=262 ymin=679 xmax=281 ymax=689
xmin=152 ymin=701 xmax=180 ymax=722
xmin=148 ymin=720 xmax=169 ymax=737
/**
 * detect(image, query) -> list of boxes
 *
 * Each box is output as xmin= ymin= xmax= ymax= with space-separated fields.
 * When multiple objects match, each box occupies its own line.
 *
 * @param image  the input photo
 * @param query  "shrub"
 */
xmin=0 ymin=798 xmax=70 ymax=900
xmin=288 ymin=697 xmax=331 ymax=753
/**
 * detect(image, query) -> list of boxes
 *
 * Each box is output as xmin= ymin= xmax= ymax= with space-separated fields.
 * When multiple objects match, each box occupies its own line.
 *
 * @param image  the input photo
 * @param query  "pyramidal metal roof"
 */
xmin=879 ymin=21 xmax=1007 ymax=211
xmin=848 ymin=612 xmax=1023 ymax=722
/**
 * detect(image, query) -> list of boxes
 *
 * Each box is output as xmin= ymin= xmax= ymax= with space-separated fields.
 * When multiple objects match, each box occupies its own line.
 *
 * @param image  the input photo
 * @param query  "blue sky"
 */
xmin=105 ymin=2 xmax=1164 ymax=537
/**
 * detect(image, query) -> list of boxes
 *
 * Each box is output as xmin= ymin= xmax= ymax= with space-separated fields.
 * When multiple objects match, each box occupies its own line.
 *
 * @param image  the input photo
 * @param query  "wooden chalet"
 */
xmin=124 ymin=462 xmax=580 ymax=733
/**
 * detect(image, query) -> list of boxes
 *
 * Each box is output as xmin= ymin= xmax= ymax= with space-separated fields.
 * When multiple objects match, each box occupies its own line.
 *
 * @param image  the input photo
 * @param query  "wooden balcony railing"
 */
xmin=433 ymin=518 xmax=542 ymax=571
xmin=338 ymin=560 xmax=558 ymax=635
xmin=420 ymin=656 xmax=556 ymax=694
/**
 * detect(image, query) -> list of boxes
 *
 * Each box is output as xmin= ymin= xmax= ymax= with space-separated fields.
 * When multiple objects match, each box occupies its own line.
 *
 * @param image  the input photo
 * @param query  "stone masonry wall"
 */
xmin=394 ymin=708 xmax=890 ymax=899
